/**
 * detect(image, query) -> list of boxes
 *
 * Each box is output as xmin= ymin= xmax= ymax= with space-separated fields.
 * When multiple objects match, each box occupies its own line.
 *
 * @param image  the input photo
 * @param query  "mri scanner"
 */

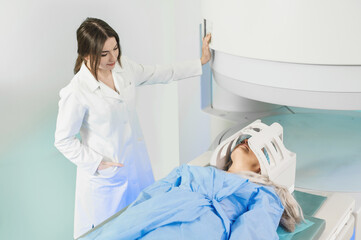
xmin=194 ymin=0 xmax=361 ymax=239
xmin=78 ymin=1 xmax=361 ymax=239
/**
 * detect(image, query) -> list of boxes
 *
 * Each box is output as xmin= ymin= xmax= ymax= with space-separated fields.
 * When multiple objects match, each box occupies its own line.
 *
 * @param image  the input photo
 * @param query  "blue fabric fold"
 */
xmin=80 ymin=165 xmax=285 ymax=240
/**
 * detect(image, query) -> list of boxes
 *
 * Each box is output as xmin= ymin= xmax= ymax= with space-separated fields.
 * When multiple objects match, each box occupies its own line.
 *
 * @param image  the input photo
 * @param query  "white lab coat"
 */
xmin=54 ymin=56 xmax=202 ymax=238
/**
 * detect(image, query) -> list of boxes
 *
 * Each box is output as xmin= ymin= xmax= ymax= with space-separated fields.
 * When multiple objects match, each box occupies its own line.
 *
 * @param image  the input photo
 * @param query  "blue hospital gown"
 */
xmin=81 ymin=165 xmax=284 ymax=240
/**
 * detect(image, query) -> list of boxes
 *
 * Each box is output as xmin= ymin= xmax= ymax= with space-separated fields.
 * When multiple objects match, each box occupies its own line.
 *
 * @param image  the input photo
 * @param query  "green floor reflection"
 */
xmin=0 ymin=112 xmax=76 ymax=240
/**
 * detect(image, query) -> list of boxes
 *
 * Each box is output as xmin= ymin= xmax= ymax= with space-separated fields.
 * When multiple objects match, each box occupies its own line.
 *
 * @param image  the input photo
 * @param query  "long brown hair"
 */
xmin=74 ymin=17 xmax=122 ymax=80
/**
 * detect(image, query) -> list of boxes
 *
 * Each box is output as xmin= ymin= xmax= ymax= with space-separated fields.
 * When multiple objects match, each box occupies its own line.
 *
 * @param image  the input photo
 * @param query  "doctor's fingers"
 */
xmin=102 ymin=161 xmax=124 ymax=168
xmin=108 ymin=162 xmax=124 ymax=167
xmin=202 ymin=34 xmax=211 ymax=53
xmin=201 ymin=34 xmax=212 ymax=65
xmin=203 ymin=33 xmax=212 ymax=45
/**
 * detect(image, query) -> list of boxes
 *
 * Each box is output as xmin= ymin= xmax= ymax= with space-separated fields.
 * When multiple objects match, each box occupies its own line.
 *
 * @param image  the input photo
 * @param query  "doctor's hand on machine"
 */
xmin=201 ymin=33 xmax=212 ymax=65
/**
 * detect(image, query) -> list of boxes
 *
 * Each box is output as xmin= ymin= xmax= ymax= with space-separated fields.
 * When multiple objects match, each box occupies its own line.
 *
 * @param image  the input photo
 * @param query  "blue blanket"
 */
xmin=81 ymin=165 xmax=284 ymax=240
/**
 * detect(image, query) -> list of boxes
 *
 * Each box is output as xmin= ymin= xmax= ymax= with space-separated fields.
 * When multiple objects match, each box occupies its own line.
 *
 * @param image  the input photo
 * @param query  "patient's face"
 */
xmin=229 ymin=139 xmax=261 ymax=173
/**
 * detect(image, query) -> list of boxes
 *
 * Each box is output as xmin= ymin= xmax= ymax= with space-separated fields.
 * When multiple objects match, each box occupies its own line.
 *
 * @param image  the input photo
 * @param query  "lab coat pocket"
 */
xmin=97 ymin=166 xmax=116 ymax=177
xmin=92 ymin=165 xmax=127 ymax=188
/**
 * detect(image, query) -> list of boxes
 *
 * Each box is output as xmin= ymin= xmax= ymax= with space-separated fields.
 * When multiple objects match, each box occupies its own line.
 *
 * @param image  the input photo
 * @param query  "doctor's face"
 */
xmin=229 ymin=139 xmax=261 ymax=173
xmin=98 ymin=37 xmax=119 ymax=71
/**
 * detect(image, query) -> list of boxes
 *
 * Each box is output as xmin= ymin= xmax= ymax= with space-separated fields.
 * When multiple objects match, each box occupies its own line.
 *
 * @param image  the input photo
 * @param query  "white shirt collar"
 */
xmin=78 ymin=60 xmax=124 ymax=92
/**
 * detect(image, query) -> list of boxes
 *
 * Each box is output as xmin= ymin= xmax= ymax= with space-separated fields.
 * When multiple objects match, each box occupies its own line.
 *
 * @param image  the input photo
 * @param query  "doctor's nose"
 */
xmin=109 ymin=52 xmax=117 ymax=61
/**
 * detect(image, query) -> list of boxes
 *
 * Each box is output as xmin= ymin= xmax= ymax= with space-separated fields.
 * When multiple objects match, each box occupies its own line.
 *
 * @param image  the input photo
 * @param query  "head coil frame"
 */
xmin=210 ymin=119 xmax=296 ymax=193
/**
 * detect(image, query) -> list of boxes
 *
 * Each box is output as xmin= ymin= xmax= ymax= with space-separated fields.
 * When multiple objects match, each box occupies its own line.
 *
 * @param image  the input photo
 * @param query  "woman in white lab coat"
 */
xmin=54 ymin=17 xmax=211 ymax=238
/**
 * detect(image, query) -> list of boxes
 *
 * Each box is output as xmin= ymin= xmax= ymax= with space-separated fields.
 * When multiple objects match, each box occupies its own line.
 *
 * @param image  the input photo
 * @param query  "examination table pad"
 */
xmin=277 ymin=190 xmax=326 ymax=240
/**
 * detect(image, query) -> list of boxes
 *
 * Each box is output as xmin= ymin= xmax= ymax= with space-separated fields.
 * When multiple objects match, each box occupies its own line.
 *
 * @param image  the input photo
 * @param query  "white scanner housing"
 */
xmin=201 ymin=0 xmax=361 ymax=112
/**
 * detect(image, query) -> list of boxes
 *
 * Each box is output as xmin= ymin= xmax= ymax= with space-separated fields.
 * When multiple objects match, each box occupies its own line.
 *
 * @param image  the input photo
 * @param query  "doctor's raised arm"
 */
xmin=54 ymin=17 xmax=211 ymax=239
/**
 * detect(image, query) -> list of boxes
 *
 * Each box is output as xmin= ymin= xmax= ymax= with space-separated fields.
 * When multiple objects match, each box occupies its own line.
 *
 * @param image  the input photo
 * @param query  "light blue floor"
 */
xmin=261 ymin=112 xmax=361 ymax=192
xmin=0 ymin=111 xmax=75 ymax=240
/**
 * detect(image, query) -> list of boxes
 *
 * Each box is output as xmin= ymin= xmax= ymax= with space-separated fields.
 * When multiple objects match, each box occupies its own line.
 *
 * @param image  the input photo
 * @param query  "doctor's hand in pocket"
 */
xmin=97 ymin=160 xmax=124 ymax=171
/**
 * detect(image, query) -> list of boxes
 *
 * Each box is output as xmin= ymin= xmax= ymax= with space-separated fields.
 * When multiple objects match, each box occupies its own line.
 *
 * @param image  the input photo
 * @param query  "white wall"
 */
xmin=0 ymin=0 xmax=217 ymax=238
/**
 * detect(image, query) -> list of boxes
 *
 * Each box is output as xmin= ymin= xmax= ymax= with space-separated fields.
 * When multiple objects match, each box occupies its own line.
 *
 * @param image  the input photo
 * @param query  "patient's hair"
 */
xmin=223 ymin=142 xmax=303 ymax=232
xmin=236 ymin=171 xmax=304 ymax=232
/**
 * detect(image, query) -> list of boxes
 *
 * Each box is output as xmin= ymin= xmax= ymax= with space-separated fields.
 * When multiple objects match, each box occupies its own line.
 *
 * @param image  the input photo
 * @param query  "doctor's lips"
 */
xmin=107 ymin=62 xmax=116 ymax=66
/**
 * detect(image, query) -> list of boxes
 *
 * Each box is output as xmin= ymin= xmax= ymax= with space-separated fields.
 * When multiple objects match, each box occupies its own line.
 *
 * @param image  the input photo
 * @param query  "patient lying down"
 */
xmin=224 ymin=137 xmax=303 ymax=233
xmin=81 ymin=138 xmax=303 ymax=240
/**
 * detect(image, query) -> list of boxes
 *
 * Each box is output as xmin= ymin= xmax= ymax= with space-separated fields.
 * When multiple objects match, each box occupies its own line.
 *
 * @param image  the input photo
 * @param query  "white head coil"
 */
xmin=210 ymin=119 xmax=296 ymax=193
